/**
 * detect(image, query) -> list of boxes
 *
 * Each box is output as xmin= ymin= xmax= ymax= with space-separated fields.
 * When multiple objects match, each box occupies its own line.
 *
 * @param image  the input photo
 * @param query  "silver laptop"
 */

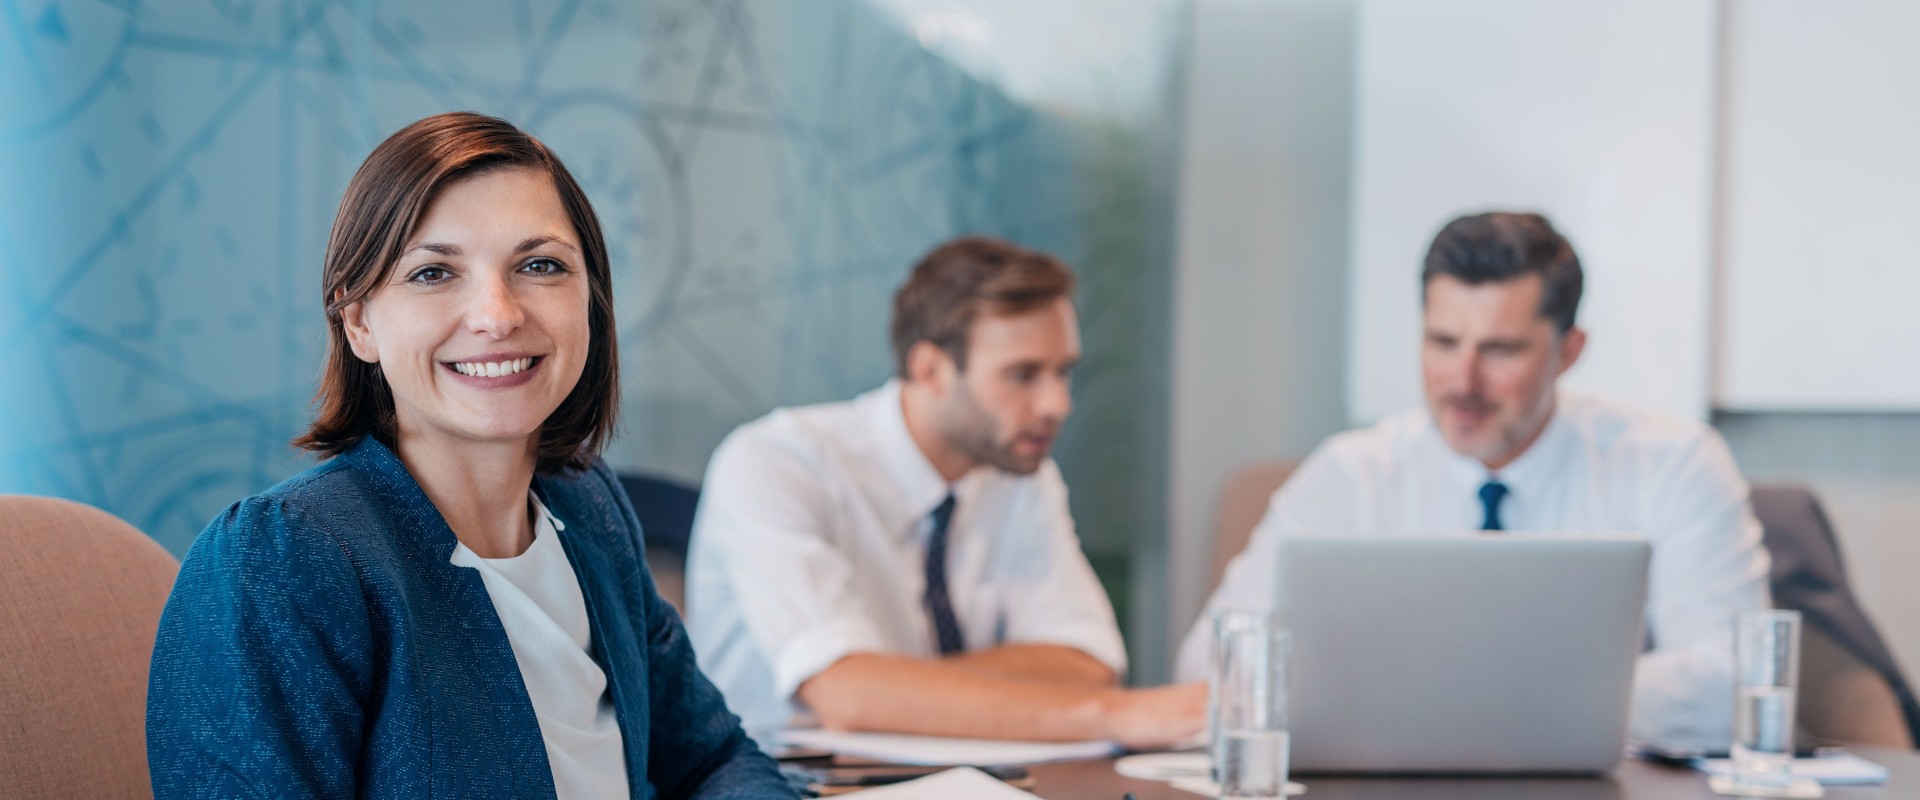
xmin=1279 ymin=535 xmax=1650 ymax=774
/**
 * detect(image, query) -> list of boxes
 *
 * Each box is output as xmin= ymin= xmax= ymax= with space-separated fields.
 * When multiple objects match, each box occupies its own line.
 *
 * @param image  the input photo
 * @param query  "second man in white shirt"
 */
xmin=1178 ymin=212 xmax=1772 ymax=748
xmin=688 ymin=236 xmax=1206 ymax=745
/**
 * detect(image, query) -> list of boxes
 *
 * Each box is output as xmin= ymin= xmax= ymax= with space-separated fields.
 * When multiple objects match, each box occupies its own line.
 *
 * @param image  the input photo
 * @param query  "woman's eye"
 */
xmin=407 ymin=266 xmax=450 ymax=283
xmin=522 ymin=257 xmax=568 ymax=275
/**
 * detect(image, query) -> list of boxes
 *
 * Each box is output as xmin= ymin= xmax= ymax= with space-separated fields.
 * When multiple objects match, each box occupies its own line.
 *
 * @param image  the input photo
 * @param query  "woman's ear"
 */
xmin=340 ymin=300 xmax=380 ymax=364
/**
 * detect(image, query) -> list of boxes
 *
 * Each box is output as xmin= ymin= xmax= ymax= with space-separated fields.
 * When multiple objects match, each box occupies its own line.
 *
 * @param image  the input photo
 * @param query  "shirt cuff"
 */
xmin=1628 ymin=637 xmax=1737 ymax=749
xmin=770 ymin=619 xmax=887 ymax=703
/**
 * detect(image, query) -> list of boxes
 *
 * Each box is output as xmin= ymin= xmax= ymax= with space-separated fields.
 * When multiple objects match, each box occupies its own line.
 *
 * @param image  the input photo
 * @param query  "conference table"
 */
xmin=1022 ymin=746 xmax=1920 ymax=799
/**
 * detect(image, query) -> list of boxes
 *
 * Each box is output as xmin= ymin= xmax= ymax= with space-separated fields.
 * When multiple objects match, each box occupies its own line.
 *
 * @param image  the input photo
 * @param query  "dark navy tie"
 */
xmin=922 ymin=494 xmax=965 ymax=655
xmin=1478 ymin=480 xmax=1509 ymax=531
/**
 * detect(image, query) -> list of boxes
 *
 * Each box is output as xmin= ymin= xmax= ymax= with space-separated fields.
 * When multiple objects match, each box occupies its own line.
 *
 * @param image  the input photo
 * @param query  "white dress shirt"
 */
xmin=686 ymin=380 xmax=1128 ymax=734
xmin=451 ymin=493 xmax=628 ymax=800
xmin=1177 ymin=393 xmax=1771 ymax=748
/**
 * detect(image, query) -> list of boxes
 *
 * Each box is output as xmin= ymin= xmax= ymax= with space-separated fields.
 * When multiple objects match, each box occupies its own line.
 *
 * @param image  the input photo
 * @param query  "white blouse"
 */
xmin=451 ymin=492 xmax=629 ymax=799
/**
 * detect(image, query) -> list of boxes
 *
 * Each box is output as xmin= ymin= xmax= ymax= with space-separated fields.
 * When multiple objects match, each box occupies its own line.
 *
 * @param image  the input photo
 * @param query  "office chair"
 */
xmin=617 ymin=472 xmax=701 ymax=611
xmin=1752 ymin=483 xmax=1919 ymax=748
xmin=0 ymin=496 xmax=179 ymax=799
xmin=1208 ymin=460 xmax=1301 ymax=595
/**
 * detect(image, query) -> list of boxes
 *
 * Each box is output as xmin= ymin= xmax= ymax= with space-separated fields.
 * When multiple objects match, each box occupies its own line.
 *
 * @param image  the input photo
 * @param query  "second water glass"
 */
xmin=1732 ymin=609 xmax=1801 ymax=789
xmin=1211 ymin=610 xmax=1290 ymax=799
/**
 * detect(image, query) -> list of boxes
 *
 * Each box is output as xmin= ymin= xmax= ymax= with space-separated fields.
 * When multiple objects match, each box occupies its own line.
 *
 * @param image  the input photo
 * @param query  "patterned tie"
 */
xmin=922 ymin=494 xmax=965 ymax=655
xmin=1478 ymin=480 xmax=1509 ymax=532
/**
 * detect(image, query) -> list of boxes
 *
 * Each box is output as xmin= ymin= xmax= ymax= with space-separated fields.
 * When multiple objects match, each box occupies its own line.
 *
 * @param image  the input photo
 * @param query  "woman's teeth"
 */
xmin=451 ymin=357 xmax=533 ymax=378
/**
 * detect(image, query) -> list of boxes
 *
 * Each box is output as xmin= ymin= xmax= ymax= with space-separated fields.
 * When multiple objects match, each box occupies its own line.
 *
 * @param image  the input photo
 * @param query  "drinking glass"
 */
xmin=1210 ymin=610 xmax=1289 ymax=799
xmin=1732 ymin=609 xmax=1801 ymax=789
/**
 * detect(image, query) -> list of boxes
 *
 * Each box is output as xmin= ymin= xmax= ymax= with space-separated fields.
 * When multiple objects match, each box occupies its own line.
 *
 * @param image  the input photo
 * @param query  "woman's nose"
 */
xmin=466 ymin=276 xmax=525 ymax=338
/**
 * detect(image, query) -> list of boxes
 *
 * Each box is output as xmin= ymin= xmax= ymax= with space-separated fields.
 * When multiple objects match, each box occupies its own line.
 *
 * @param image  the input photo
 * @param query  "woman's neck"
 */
xmin=394 ymin=430 xmax=539 ymax=559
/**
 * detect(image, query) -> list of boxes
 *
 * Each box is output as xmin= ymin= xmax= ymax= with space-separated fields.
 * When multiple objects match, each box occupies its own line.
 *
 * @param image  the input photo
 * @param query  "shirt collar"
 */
xmin=529 ymin=489 xmax=566 ymax=534
xmin=866 ymin=379 xmax=956 ymax=527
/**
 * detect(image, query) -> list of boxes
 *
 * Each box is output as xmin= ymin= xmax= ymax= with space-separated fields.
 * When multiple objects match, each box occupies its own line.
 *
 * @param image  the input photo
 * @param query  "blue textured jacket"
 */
xmin=146 ymin=436 xmax=794 ymax=799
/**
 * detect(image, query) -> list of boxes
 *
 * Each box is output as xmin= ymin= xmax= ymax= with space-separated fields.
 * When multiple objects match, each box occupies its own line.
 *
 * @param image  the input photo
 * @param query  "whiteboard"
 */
xmin=1347 ymin=0 xmax=1719 ymax=424
xmin=1715 ymin=0 xmax=1920 ymax=410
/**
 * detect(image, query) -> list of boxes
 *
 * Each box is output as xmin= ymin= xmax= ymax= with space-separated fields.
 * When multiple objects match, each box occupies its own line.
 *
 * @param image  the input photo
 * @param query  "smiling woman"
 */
xmin=334 ymin=165 xmax=597 ymax=537
xmin=297 ymin=115 xmax=617 ymax=477
xmin=144 ymin=113 xmax=796 ymax=799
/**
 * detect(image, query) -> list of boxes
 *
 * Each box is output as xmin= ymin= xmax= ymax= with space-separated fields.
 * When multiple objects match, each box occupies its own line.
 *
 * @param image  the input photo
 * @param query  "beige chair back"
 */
xmin=1799 ymin=622 xmax=1913 ymax=747
xmin=0 ymin=496 xmax=179 ymax=799
xmin=1209 ymin=461 xmax=1300 ymax=595
xmin=1750 ymin=483 xmax=1918 ymax=748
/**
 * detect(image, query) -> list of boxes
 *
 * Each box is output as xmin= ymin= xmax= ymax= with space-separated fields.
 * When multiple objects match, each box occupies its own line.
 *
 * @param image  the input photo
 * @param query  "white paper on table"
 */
xmin=776 ymin=729 xmax=1120 ymax=766
xmin=835 ymin=767 xmax=1044 ymax=799
xmin=1691 ymin=753 xmax=1888 ymax=785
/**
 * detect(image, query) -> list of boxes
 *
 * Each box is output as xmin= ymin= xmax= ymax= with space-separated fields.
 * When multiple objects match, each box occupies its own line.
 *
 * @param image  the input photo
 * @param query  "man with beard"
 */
xmin=1177 ymin=212 xmax=1771 ymax=749
xmin=688 ymin=236 xmax=1204 ymax=745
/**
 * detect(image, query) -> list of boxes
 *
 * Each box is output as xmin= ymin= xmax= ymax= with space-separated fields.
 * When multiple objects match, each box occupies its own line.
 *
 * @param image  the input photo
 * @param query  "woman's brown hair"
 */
xmin=294 ymin=112 xmax=618 ymax=473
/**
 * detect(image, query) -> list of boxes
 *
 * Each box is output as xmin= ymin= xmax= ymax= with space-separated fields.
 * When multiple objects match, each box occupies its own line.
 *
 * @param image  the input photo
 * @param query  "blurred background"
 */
xmin=2 ymin=0 xmax=1916 ymax=683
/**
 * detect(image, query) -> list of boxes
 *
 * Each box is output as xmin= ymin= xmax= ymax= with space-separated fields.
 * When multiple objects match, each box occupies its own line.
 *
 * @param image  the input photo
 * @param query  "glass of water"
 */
xmin=1211 ymin=610 xmax=1289 ymax=799
xmin=1732 ymin=609 xmax=1801 ymax=789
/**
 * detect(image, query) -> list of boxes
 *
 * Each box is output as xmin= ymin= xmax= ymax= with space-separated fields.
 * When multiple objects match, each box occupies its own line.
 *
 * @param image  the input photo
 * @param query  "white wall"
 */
xmin=1348 ymin=0 xmax=1720 ymax=424
xmin=1165 ymin=0 xmax=1355 ymax=680
xmin=1716 ymin=0 xmax=1920 ymax=410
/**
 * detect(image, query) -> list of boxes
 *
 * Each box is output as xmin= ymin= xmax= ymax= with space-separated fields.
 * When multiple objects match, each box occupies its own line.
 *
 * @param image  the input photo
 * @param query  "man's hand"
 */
xmin=1101 ymin=682 xmax=1208 ymax=749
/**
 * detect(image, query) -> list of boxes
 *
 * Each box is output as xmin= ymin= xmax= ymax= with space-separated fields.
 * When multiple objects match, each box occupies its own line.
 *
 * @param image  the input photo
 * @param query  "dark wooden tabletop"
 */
xmin=1026 ymin=746 xmax=1920 ymax=800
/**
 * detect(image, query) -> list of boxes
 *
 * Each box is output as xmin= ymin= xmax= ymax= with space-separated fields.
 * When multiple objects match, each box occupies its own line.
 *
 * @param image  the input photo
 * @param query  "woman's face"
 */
xmin=340 ymin=166 xmax=591 ymax=454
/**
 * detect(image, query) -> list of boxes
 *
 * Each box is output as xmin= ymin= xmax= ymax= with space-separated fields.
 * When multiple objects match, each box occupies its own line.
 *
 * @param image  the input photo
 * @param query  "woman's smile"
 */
xmin=444 ymin=354 xmax=545 ymax=387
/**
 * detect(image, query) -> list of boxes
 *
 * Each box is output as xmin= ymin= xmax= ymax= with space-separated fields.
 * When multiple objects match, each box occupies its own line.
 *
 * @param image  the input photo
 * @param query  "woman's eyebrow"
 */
xmin=516 ymin=235 xmax=579 ymax=254
xmin=406 ymin=241 xmax=461 ymax=256
xmin=400 ymin=237 xmax=577 ymax=256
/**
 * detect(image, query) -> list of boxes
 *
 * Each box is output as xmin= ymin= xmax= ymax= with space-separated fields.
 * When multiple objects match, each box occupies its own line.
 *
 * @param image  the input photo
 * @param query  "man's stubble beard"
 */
xmin=939 ymin=377 xmax=1044 ymax=476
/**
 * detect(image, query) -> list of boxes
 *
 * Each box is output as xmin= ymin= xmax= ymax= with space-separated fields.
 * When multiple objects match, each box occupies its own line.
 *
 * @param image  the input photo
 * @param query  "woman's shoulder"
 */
xmin=155 ymin=458 xmax=385 ymax=714
xmin=182 ymin=456 xmax=380 ymax=575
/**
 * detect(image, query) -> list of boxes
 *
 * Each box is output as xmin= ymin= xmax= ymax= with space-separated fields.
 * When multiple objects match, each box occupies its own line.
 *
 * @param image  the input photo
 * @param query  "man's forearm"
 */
xmin=946 ymin=643 xmax=1116 ymax=687
xmin=797 ymin=653 xmax=1204 ymax=747
xmin=799 ymin=653 xmax=1115 ymax=740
